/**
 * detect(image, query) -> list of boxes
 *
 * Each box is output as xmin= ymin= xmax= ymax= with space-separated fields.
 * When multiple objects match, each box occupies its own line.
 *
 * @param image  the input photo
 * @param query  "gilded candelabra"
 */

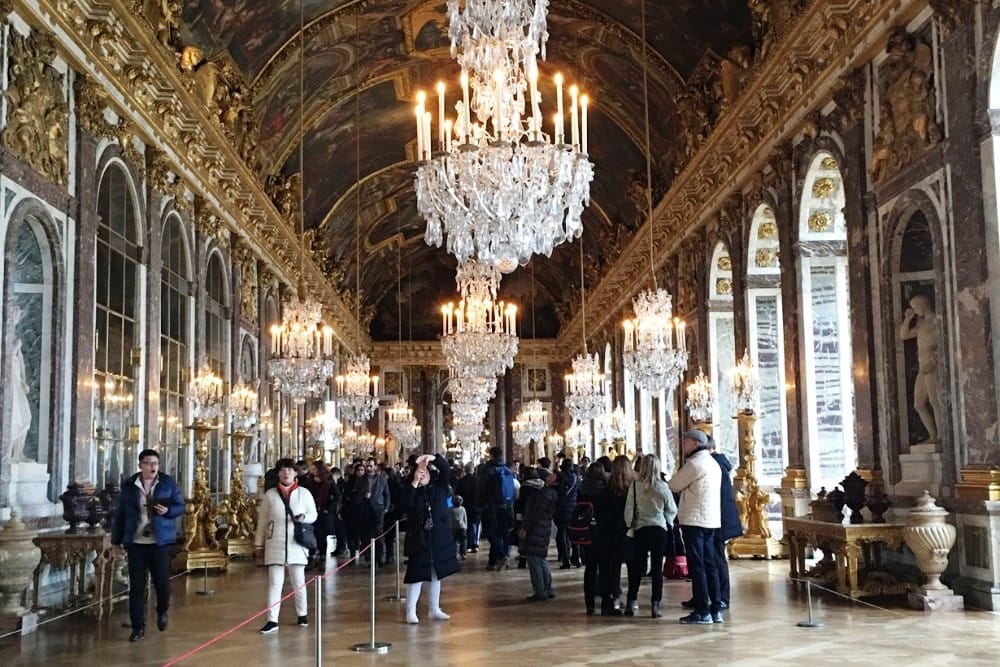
xmin=173 ymin=419 xmax=228 ymax=571
xmin=728 ymin=411 xmax=785 ymax=559
xmin=221 ymin=431 xmax=257 ymax=558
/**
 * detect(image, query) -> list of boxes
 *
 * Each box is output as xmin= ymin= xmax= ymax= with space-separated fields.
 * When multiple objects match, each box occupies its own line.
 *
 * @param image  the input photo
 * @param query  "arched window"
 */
xmin=3 ymin=213 xmax=56 ymax=474
xmin=707 ymin=241 xmax=737 ymax=462
xmin=205 ymin=252 xmax=229 ymax=492
xmin=159 ymin=214 xmax=192 ymax=487
xmin=95 ymin=162 xmax=143 ymax=483
xmin=746 ymin=204 xmax=787 ymax=484
xmin=798 ymin=153 xmax=856 ymax=489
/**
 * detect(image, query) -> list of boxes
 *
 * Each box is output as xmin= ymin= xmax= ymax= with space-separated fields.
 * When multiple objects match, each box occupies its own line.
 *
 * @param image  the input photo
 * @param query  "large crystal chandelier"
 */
xmin=621 ymin=1 xmax=689 ymax=395
xmin=268 ymin=292 xmax=336 ymax=403
xmin=230 ymin=381 xmax=259 ymax=432
xmin=441 ymin=260 xmax=518 ymax=378
xmin=335 ymin=355 xmax=379 ymax=424
xmin=387 ymin=396 xmax=422 ymax=449
xmin=189 ymin=364 xmax=223 ymax=424
xmin=512 ymin=398 xmax=547 ymax=446
xmin=686 ymin=368 xmax=715 ymax=422
xmin=594 ymin=402 xmax=626 ymax=444
xmin=730 ymin=350 xmax=759 ymax=414
xmin=565 ymin=352 xmax=606 ymax=421
xmin=414 ymin=0 xmax=593 ymax=273
xmin=623 ymin=289 xmax=688 ymax=392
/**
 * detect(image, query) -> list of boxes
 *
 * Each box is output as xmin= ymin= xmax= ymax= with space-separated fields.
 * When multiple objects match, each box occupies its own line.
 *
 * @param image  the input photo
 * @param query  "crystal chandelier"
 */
xmin=335 ymin=355 xmax=379 ymax=424
xmin=414 ymin=1 xmax=593 ymax=273
xmin=730 ymin=350 xmax=760 ymax=414
xmin=387 ymin=396 xmax=422 ymax=449
xmin=512 ymin=398 xmax=547 ymax=446
xmin=343 ymin=428 xmax=378 ymax=459
xmin=594 ymin=402 xmax=626 ymax=444
xmin=565 ymin=420 xmax=591 ymax=452
xmin=686 ymin=368 xmax=715 ymax=422
xmin=565 ymin=352 xmax=606 ymax=422
xmin=268 ymin=292 xmax=336 ymax=403
xmin=449 ymin=374 xmax=497 ymax=406
xmin=230 ymin=381 xmax=259 ymax=432
xmin=189 ymin=364 xmax=224 ymax=425
xmin=623 ymin=289 xmax=688 ymax=392
xmin=441 ymin=260 xmax=518 ymax=378
xmin=545 ymin=431 xmax=564 ymax=454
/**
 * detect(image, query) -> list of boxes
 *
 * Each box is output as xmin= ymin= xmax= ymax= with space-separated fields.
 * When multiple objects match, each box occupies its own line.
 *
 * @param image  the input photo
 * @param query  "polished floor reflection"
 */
xmin=3 ymin=551 xmax=1000 ymax=666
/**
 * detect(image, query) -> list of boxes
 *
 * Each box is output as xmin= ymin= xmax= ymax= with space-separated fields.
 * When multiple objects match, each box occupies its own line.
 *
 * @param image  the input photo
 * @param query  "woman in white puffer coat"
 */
xmin=255 ymin=458 xmax=318 ymax=634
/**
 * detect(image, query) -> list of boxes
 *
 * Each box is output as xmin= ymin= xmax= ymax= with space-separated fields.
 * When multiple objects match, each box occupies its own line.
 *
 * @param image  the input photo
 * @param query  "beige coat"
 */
xmin=668 ymin=450 xmax=722 ymax=529
xmin=255 ymin=486 xmax=318 ymax=566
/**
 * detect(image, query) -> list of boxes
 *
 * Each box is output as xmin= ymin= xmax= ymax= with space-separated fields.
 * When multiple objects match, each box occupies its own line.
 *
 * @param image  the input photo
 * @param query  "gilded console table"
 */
xmin=32 ymin=530 xmax=121 ymax=619
xmin=784 ymin=517 xmax=907 ymax=598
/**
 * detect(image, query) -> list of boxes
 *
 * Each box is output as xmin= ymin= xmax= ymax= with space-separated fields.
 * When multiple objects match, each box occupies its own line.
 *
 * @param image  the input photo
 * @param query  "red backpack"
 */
xmin=567 ymin=500 xmax=596 ymax=546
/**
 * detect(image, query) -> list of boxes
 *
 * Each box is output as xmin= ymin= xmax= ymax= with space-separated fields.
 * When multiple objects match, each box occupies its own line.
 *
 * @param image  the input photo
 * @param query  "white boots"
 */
xmin=405 ymin=578 xmax=449 ymax=624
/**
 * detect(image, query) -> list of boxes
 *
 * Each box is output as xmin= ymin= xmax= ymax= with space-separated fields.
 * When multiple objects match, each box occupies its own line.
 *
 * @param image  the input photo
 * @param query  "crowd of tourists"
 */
xmin=247 ymin=428 xmax=742 ymax=632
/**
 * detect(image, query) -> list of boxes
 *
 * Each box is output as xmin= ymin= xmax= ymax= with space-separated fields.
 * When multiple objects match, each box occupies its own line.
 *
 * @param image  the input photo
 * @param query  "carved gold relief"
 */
xmin=2 ymin=28 xmax=69 ymax=186
xmin=807 ymin=211 xmax=832 ymax=233
xmin=871 ymin=28 xmax=941 ymax=183
xmin=755 ymin=247 xmax=777 ymax=268
xmin=74 ymin=74 xmax=112 ymax=137
xmin=820 ymin=156 xmax=839 ymax=170
xmin=717 ymin=255 xmax=732 ymax=271
xmin=715 ymin=278 xmax=733 ymax=296
xmin=811 ymin=177 xmax=837 ymax=198
xmin=758 ymin=221 xmax=777 ymax=240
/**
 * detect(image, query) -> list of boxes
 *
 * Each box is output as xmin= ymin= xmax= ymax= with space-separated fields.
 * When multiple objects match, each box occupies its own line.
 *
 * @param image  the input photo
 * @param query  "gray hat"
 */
xmin=682 ymin=430 xmax=709 ymax=447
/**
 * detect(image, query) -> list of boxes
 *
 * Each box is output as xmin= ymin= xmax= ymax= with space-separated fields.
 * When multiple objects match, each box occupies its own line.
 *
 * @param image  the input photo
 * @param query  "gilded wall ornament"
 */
xmin=758 ymin=221 xmax=778 ymax=240
xmin=2 ymin=29 xmax=69 ymax=186
xmin=74 ymin=74 xmax=112 ymax=137
xmin=871 ymin=29 xmax=941 ymax=183
xmin=755 ymin=247 xmax=777 ymax=268
xmin=807 ymin=211 xmax=833 ymax=233
xmin=820 ymin=156 xmax=839 ymax=170
xmin=718 ymin=255 xmax=732 ymax=271
xmin=716 ymin=278 xmax=733 ymax=296
xmin=239 ymin=254 xmax=259 ymax=325
xmin=812 ymin=177 xmax=836 ymax=198
xmin=133 ymin=0 xmax=181 ymax=50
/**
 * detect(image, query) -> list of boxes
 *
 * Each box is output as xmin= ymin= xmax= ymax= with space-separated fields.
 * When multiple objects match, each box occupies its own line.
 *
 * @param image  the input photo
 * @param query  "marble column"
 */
xmin=494 ymin=369 xmax=509 ymax=463
xmin=143 ymin=187 xmax=164 ymax=453
xmin=638 ymin=387 xmax=652 ymax=456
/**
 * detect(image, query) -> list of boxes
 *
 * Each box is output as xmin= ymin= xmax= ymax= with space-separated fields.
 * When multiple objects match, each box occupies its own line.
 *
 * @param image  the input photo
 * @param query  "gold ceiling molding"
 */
xmin=371 ymin=339 xmax=563 ymax=367
xmin=556 ymin=0 xmax=922 ymax=358
xmin=23 ymin=0 xmax=364 ymax=352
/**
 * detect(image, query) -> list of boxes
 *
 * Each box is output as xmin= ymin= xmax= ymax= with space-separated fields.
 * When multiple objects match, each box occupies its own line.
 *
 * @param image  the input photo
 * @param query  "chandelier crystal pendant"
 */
xmin=441 ymin=260 xmax=519 ymax=378
xmin=686 ymin=368 xmax=715 ymax=422
xmin=335 ymin=354 xmax=379 ymax=425
xmin=268 ymin=290 xmax=336 ymax=404
xmin=564 ymin=352 xmax=606 ymax=422
xmin=622 ymin=289 xmax=688 ymax=392
xmin=414 ymin=2 xmax=593 ymax=273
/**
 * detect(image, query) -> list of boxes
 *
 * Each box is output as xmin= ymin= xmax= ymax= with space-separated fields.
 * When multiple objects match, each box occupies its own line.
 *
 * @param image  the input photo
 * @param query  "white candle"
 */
xmin=436 ymin=81 xmax=445 ymax=150
xmin=423 ymin=111 xmax=432 ymax=160
xmin=460 ymin=70 xmax=470 ymax=143
xmin=372 ymin=375 xmax=379 ymax=396
xmin=554 ymin=73 xmax=564 ymax=143
xmin=580 ymin=95 xmax=589 ymax=154
xmin=415 ymin=91 xmax=426 ymax=159
xmin=443 ymin=119 xmax=453 ymax=151
xmin=570 ymin=85 xmax=579 ymax=149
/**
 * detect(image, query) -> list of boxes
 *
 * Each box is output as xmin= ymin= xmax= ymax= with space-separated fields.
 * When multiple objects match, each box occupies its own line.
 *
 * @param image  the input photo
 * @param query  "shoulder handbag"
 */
xmin=280 ymin=490 xmax=317 ymax=550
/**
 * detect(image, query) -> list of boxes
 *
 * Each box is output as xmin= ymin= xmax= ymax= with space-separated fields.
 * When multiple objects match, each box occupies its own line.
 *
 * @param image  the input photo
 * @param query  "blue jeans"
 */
xmin=526 ymin=555 xmax=553 ymax=597
xmin=682 ymin=525 xmax=721 ymax=615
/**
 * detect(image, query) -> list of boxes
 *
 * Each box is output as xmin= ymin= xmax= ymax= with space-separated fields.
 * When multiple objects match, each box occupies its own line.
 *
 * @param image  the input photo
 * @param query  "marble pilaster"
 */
xmin=143 ymin=186 xmax=164 ymax=450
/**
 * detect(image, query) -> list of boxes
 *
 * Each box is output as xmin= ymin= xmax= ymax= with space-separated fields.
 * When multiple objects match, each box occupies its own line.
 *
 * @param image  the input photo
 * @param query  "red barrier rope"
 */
xmin=162 ymin=521 xmax=399 ymax=667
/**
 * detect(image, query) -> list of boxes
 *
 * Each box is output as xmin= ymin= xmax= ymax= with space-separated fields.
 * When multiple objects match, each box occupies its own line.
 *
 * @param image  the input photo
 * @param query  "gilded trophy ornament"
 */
xmin=2 ymin=29 xmax=69 ymax=186
xmin=74 ymin=74 xmax=112 ymax=137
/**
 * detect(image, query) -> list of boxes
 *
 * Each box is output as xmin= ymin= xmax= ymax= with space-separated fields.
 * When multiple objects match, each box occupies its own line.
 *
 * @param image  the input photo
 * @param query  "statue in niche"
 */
xmin=898 ymin=293 xmax=942 ymax=443
xmin=4 ymin=302 xmax=34 ymax=464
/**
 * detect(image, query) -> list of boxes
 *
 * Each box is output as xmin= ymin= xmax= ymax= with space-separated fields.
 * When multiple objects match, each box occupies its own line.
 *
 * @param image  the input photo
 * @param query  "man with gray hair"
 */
xmin=669 ymin=430 xmax=722 ymax=625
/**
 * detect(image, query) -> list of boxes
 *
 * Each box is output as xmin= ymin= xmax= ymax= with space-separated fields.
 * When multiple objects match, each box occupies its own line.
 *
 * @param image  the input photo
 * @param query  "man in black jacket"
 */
xmin=359 ymin=458 xmax=391 ymax=565
xmin=518 ymin=470 xmax=558 ymax=601
xmin=477 ymin=447 xmax=515 ymax=570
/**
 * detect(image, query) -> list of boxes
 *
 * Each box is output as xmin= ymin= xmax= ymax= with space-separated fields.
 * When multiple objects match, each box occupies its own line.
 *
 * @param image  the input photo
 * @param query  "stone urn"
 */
xmin=0 ymin=512 xmax=41 ymax=615
xmin=902 ymin=490 xmax=956 ymax=592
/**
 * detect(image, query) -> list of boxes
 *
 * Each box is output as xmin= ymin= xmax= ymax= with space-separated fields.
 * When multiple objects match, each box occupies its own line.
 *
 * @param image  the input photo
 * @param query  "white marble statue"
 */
xmin=4 ymin=303 xmax=34 ymax=463
xmin=898 ymin=293 xmax=942 ymax=443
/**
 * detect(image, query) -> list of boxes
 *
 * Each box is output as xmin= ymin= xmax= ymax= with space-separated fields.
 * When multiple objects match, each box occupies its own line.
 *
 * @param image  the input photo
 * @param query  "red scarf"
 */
xmin=278 ymin=479 xmax=298 ymax=499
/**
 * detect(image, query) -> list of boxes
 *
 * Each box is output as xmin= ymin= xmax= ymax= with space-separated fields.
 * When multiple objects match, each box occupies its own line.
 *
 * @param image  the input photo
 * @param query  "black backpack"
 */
xmin=567 ymin=499 xmax=596 ymax=546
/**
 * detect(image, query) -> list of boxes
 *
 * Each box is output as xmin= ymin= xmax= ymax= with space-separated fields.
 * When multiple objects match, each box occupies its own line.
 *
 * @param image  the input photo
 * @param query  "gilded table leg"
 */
xmin=845 ymin=541 xmax=861 ymax=597
xmin=834 ymin=544 xmax=848 ymax=593
xmin=788 ymin=533 xmax=799 ymax=579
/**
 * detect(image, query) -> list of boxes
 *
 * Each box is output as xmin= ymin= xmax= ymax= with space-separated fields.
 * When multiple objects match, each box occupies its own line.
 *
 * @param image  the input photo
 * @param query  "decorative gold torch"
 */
xmin=222 ymin=381 xmax=258 ymax=558
xmin=685 ymin=368 xmax=715 ymax=437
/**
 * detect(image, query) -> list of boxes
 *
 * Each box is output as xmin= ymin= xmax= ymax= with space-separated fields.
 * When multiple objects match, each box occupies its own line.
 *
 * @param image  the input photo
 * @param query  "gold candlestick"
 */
xmin=222 ymin=431 xmax=257 ymax=558
xmin=172 ymin=420 xmax=228 ymax=572
xmin=728 ymin=411 xmax=785 ymax=559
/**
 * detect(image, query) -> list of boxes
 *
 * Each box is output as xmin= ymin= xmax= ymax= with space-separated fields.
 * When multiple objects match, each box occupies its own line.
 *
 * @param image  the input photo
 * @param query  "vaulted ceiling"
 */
xmin=179 ymin=0 xmax=752 ymax=340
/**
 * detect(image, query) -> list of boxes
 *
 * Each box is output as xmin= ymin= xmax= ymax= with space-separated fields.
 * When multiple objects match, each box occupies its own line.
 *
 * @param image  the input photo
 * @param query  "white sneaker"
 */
xmin=405 ymin=612 xmax=419 ymax=624
xmin=429 ymin=609 xmax=450 ymax=621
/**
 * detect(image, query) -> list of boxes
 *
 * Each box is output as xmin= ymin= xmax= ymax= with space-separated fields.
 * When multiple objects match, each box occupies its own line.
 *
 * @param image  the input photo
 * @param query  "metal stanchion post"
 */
xmin=384 ymin=522 xmax=406 ymax=602
xmin=351 ymin=538 xmax=391 ymax=654
xmin=315 ymin=575 xmax=323 ymax=665
xmin=196 ymin=566 xmax=214 ymax=596
xmin=797 ymin=580 xmax=823 ymax=628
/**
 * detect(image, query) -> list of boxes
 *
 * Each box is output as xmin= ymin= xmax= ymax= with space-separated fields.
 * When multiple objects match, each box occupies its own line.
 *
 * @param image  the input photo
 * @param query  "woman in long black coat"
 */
xmin=399 ymin=453 xmax=459 ymax=624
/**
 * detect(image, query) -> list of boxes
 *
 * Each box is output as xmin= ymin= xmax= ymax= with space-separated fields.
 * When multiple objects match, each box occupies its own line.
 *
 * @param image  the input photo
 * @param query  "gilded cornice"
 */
xmin=370 ymin=339 xmax=562 ymax=367
xmin=23 ymin=0 xmax=365 ymax=352
xmin=555 ymin=0 xmax=924 ymax=360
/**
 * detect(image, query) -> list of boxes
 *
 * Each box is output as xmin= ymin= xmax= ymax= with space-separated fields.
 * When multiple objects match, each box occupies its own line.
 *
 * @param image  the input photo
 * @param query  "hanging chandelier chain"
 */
xmin=579 ymin=235 xmax=587 ymax=354
xmin=640 ymin=0 xmax=656 ymax=290
xmin=355 ymin=2 xmax=362 ymax=343
xmin=298 ymin=0 xmax=305 ymax=279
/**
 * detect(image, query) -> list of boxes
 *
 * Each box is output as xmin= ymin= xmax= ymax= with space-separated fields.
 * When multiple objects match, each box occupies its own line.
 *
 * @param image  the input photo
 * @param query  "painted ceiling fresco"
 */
xmin=179 ymin=0 xmax=752 ymax=340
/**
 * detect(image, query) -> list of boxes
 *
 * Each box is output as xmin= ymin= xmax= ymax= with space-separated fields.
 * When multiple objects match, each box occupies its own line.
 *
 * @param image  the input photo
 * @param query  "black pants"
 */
xmin=598 ymin=547 xmax=623 ymax=603
xmin=626 ymin=525 xmax=668 ymax=603
xmin=125 ymin=543 xmax=172 ymax=631
xmin=715 ymin=531 xmax=731 ymax=605
xmin=581 ymin=544 xmax=600 ymax=607
xmin=555 ymin=522 xmax=580 ymax=565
